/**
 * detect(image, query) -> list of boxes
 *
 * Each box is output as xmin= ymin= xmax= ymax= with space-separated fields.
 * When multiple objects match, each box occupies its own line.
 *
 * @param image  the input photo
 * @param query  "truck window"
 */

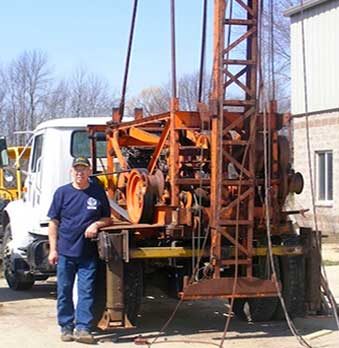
xmin=71 ymin=131 xmax=106 ymax=158
xmin=31 ymin=135 xmax=43 ymax=173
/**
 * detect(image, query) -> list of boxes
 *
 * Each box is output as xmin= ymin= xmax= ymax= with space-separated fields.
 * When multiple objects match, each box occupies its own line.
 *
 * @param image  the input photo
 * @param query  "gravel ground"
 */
xmin=0 ymin=245 xmax=339 ymax=348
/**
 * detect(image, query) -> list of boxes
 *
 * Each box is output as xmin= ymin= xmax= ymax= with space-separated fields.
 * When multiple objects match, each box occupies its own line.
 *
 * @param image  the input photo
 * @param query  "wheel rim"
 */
xmin=127 ymin=169 xmax=148 ymax=223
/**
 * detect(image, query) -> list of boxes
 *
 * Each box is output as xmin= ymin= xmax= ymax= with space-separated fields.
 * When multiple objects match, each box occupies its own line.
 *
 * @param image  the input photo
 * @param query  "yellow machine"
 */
xmin=0 ymin=146 xmax=31 ymax=201
xmin=0 ymin=145 xmax=31 ymax=249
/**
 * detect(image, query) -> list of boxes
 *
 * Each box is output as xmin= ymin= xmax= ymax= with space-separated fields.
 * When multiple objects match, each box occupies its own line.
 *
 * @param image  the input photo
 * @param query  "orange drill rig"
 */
xmin=88 ymin=0 xmax=321 ymax=330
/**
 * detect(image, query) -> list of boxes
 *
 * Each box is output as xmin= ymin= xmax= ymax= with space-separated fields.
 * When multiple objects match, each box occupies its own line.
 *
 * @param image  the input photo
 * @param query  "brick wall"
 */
xmin=292 ymin=111 xmax=339 ymax=236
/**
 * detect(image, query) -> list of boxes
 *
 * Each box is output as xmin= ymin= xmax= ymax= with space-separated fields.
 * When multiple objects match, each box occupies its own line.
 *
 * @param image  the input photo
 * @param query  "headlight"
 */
xmin=4 ymin=169 xmax=15 ymax=183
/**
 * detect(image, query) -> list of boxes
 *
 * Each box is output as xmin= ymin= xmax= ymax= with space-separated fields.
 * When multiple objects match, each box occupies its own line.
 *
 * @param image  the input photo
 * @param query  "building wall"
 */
xmin=290 ymin=1 xmax=339 ymax=236
xmin=293 ymin=111 xmax=339 ymax=236
xmin=290 ymin=0 xmax=339 ymax=114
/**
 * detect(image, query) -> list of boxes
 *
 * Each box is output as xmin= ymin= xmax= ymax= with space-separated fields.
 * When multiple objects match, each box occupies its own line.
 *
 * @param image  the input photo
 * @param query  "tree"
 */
xmin=261 ymin=0 xmax=299 ymax=111
xmin=126 ymin=86 xmax=170 ymax=116
xmin=2 ymin=50 xmax=52 ymax=143
xmin=67 ymin=68 xmax=115 ymax=117
xmin=0 ymin=52 xmax=118 ymax=144
xmin=126 ymin=71 xmax=211 ymax=117
xmin=42 ymin=79 xmax=70 ymax=120
xmin=0 ymin=66 xmax=7 ymax=126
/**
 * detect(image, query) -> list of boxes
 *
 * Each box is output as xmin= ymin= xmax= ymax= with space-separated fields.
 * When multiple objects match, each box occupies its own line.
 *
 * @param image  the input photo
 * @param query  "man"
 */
xmin=48 ymin=157 xmax=111 ymax=344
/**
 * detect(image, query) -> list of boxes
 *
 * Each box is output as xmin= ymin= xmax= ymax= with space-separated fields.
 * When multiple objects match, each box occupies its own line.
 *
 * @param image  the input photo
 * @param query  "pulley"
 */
xmin=126 ymin=168 xmax=164 ymax=224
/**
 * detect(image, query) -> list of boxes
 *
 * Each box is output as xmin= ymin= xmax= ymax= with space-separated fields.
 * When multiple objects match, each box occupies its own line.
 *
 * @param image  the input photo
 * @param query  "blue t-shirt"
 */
xmin=47 ymin=182 xmax=110 ymax=258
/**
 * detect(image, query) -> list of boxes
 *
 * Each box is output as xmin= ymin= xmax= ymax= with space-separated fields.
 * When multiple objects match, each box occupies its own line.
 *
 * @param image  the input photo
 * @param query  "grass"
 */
xmin=323 ymin=260 xmax=339 ymax=266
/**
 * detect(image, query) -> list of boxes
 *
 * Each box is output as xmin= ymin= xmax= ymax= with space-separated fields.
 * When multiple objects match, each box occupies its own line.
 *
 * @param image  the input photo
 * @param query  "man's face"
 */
xmin=71 ymin=165 xmax=91 ymax=186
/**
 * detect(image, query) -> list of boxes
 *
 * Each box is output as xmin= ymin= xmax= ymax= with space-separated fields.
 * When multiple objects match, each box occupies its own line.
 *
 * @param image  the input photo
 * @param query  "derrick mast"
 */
xmin=210 ymin=0 xmax=258 ymax=280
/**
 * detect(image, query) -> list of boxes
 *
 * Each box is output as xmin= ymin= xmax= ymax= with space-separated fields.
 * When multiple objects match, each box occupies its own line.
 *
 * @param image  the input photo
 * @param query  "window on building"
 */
xmin=316 ymin=151 xmax=333 ymax=202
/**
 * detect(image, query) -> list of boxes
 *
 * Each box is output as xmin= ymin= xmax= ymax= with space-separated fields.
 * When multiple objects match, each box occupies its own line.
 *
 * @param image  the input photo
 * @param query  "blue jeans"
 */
xmin=57 ymin=254 xmax=97 ymax=331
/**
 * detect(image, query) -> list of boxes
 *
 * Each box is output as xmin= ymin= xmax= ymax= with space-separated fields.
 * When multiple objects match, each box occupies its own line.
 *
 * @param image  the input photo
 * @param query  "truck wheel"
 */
xmin=233 ymin=296 xmax=278 ymax=322
xmin=247 ymin=296 xmax=279 ymax=322
xmin=2 ymin=224 xmax=35 ymax=290
xmin=232 ymin=298 xmax=248 ymax=321
xmin=0 ymin=198 xmax=10 ymax=259
xmin=232 ymin=256 xmax=279 ymax=322
xmin=273 ymin=255 xmax=305 ymax=319
xmin=124 ymin=261 xmax=143 ymax=325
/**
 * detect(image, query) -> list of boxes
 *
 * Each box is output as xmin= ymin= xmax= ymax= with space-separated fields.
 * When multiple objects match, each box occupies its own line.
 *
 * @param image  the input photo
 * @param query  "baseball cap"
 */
xmin=72 ymin=157 xmax=91 ymax=167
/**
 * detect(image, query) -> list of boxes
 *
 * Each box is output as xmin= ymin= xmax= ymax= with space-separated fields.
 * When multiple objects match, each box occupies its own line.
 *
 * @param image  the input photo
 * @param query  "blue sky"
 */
xmin=1 ymin=0 xmax=213 ymax=96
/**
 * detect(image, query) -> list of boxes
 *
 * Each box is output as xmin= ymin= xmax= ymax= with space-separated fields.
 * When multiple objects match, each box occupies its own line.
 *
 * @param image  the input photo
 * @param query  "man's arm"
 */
xmin=84 ymin=217 xmax=112 ymax=239
xmin=48 ymin=219 xmax=59 ymax=265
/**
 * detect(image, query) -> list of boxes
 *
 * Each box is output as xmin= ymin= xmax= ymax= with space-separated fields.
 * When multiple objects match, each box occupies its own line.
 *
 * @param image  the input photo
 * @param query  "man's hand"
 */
xmin=84 ymin=222 xmax=99 ymax=239
xmin=48 ymin=250 xmax=58 ymax=265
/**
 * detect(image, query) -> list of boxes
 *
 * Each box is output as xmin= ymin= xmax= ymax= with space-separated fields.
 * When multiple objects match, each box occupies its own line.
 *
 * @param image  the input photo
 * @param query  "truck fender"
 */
xmin=4 ymin=199 xmax=35 ymax=253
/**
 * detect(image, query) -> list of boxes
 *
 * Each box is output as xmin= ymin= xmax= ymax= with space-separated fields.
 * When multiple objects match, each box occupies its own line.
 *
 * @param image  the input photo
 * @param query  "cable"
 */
xmin=269 ymin=0 xmax=275 ymax=101
xmin=147 ymin=1 xmax=211 ymax=345
xmin=149 ymin=227 xmax=211 ymax=347
xmin=148 ymin=339 xmax=220 ymax=347
xmin=263 ymin=89 xmax=312 ymax=348
xmin=198 ymin=0 xmax=208 ymax=103
xmin=299 ymin=0 xmax=339 ymax=329
xmin=256 ymin=1 xmax=313 ymax=347
xmin=170 ymin=0 xmax=177 ymax=99
xmin=118 ymin=0 xmax=138 ymax=121
xmin=219 ymin=0 xmax=258 ymax=345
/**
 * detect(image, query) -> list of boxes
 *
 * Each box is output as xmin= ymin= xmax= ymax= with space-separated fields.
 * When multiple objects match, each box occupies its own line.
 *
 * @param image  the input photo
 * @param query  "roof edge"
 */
xmin=284 ymin=0 xmax=332 ymax=17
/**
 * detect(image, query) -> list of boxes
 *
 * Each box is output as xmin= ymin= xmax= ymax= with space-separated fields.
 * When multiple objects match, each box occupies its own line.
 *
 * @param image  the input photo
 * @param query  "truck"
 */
xmin=0 ymin=117 xmax=110 ymax=290
xmin=1 ymin=0 xmax=326 ymax=332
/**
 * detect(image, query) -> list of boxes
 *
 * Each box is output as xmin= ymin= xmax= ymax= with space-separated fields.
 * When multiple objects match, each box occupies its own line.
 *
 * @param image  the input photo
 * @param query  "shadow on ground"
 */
xmin=94 ymin=295 xmax=339 ymax=345
xmin=0 ymin=279 xmax=56 ymax=303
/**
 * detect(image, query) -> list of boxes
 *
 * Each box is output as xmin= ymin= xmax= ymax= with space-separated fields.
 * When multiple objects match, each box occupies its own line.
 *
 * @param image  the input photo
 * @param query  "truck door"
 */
xmin=26 ymin=133 xmax=44 ymax=208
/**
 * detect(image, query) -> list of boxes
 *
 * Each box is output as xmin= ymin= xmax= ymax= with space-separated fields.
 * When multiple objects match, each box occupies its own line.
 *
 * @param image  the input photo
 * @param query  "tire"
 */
xmin=247 ymin=296 xmax=279 ymax=322
xmin=93 ymin=260 xmax=143 ymax=328
xmin=233 ymin=256 xmax=279 ymax=322
xmin=124 ymin=261 xmax=143 ymax=325
xmin=232 ymin=298 xmax=248 ymax=321
xmin=273 ymin=255 xmax=306 ymax=319
xmin=2 ymin=224 xmax=34 ymax=290
xmin=0 ymin=198 xmax=9 ymax=260
xmin=234 ymin=295 xmax=279 ymax=322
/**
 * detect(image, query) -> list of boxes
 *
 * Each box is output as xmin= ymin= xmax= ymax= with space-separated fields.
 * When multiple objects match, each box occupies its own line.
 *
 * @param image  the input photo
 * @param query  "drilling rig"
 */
xmin=88 ymin=0 xmax=321 ymax=330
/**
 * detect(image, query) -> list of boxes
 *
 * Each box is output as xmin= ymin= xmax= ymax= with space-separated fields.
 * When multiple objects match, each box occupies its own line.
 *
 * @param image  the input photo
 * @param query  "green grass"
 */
xmin=323 ymin=260 xmax=339 ymax=266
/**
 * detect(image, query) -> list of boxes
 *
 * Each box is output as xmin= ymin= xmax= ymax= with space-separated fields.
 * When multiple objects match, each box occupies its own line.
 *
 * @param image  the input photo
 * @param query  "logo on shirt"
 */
xmin=87 ymin=197 xmax=97 ymax=210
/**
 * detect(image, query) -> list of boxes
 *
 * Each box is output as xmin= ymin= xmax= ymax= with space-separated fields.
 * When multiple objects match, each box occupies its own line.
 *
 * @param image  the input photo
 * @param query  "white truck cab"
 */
xmin=1 ymin=117 xmax=110 ymax=290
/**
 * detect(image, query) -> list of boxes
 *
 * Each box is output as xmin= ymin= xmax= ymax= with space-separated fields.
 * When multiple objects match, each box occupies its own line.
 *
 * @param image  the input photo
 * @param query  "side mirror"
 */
xmin=0 ymin=136 xmax=9 ymax=167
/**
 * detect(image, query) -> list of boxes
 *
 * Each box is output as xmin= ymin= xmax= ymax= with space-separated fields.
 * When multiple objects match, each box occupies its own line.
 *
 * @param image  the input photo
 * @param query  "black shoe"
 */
xmin=74 ymin=329 xmax=95 ymax=344
xmin=60 ymin=328 xmax=74 ymax=342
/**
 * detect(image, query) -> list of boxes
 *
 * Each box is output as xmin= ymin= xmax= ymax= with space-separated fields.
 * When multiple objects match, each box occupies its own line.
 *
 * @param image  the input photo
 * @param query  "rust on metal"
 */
xmin=85 ymin=1 xmax=309 ymax=330
xmin=180 ymin=277 xmax=279 ymax=300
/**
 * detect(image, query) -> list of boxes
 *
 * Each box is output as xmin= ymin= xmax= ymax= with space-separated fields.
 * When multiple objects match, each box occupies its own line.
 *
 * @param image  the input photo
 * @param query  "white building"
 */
xmin=285 ymin=0 xmax=339 ymax=237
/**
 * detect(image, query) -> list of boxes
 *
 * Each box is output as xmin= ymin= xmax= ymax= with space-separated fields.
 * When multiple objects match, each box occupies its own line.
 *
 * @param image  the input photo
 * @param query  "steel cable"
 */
xmin=258 ymin=1 xmax=313 ymax=346
xmin=170 ymin=0 xmax=177 ymax=99
xmin=262 ymin=91 xmax=313 ymax=348
xmin=118 ymin=0 xmax=138 ymax=121
xmin=299 ymin=0 xmax=339 ymax=330
xmin=148 ymin=1 xmax=211 ymax=345
xmin=198 ymin=0 xmax=208 ymax=103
